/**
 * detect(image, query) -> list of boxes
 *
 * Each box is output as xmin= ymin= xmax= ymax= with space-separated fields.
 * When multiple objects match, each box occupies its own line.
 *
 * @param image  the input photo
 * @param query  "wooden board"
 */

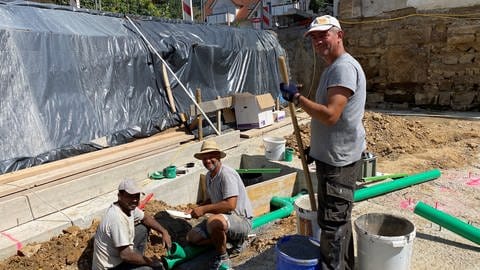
xmin=246 ymin=172 xmax=297 ymax=217
xmin=0 ymin=132 xmax=194 ymax=197
xmin=239 ymin=112 xmax=310 ymax=138
xmin=190 ymin=96 xmax=233 ymax=115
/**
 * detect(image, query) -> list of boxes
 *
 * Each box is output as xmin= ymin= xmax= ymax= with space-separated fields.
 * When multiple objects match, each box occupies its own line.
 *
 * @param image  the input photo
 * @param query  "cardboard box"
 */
xmin=234 ymin=93 xmax=275 ymax=130
xmin=273 ymin=110 xmax=286 ymax=122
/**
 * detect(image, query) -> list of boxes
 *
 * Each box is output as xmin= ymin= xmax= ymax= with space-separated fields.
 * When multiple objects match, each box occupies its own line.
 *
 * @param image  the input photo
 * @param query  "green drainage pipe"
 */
xmin=252 ymin=193 xmax=304 ymax=229
xmin=354 ymin=169 xmax=441 ymax=202
xmin=162 ymin=243 xmax=211 ymax=270
xmin=414 ymin=201 xmax=480 ymax=245
xmin=362 ymin=173 xmax=408 ymax=182
xmin=163 ymin=192 xmax=304 ymax=269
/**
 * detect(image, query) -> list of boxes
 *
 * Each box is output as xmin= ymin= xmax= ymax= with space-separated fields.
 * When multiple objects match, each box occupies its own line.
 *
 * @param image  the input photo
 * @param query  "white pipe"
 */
xmin=125 ymin=16 xmax=220 ymax=135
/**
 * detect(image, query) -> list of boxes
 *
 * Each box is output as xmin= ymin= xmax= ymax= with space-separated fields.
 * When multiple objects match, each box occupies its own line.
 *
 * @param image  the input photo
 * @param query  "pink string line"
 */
xmin=466 ymin=177 xmax=480 ymax=186
xmin=0 ymin=231 xmax=23 ymax=250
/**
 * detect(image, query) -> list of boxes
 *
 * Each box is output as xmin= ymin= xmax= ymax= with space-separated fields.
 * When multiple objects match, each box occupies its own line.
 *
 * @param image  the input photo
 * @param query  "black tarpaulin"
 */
xmin=0 ymin=1 xmax=286 ymax=174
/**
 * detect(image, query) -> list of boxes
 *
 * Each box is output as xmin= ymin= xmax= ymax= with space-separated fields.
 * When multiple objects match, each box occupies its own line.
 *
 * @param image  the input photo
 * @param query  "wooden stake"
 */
xmin=196 ymin=88 xmax=203 ymax=141
xmin=217 ymin=96 xmax=222 ymax=135
xmin=162 ymin=63 xmax=176 ymax=113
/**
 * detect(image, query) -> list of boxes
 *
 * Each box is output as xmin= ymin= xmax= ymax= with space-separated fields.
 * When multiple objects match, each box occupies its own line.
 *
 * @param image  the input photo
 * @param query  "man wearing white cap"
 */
xmin=280 ymin=15 xmax=366 ymax=270
xmin=186 ymin=140 xmax=253 ymax=270
xmin=92 ymin=179 xmax=172 ymax=270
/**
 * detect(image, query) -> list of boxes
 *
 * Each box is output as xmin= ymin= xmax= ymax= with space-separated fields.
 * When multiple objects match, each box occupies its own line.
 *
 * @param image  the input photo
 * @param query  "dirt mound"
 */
xmin=286 ymin=111 xmax=480 ymax=173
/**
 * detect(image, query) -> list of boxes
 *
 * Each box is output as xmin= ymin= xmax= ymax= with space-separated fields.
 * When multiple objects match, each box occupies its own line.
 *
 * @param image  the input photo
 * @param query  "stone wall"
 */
xmin=276 ymin=5 xmax=480 ymax=111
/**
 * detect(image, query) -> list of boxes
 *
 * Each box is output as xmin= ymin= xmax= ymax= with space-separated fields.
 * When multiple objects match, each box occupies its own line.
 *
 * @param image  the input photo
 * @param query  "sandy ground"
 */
xmin=0 ymin=111 xmax=479 ymax=270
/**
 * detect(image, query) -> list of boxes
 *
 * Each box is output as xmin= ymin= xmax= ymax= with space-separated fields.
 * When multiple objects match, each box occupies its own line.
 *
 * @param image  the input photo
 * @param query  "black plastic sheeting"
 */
xmin=0 ymin=1 xmax=286 ymax=174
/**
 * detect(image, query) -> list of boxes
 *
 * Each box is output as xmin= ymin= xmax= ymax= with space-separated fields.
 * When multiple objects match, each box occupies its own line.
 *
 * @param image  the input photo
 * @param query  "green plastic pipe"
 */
xmin=354 ymin=169 xmax=441 ymax=202
xmin=236 ymin=168 xmax=281 ymax=174
xmin=163 ymin=192 xmax=304 ymax=269
xmin=252 ymin=193 xmax=303 ymax=229
xmin=414 ymin=201 xmax=480 ymax=245
xmin=162 ymin=244 xmax=210 ymax=269
xmin=362 ymin=173 xmax=408 ymax=182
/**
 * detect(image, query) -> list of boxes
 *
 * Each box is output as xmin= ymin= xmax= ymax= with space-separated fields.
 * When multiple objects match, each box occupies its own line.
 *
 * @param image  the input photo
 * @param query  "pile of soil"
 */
xmin=286 ymin=111 xmax=480 ymax=173
xmin=0 ymin=111 xmax=479 ymax=270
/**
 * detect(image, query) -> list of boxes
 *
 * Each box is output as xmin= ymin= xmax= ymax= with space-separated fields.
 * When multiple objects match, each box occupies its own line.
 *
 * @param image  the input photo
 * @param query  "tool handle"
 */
xmin=278 ymin=56 xmax=317 ymax=211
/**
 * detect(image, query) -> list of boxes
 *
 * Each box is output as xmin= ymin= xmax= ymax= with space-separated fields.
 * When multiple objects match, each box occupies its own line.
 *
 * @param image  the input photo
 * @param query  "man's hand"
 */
xmin=161 ymin=231 xmax=172 ymax=250
xmin=280 ymin=82 xmax=300 ymax=103
xmin=186 ymin=207 xmax=204 ymax=219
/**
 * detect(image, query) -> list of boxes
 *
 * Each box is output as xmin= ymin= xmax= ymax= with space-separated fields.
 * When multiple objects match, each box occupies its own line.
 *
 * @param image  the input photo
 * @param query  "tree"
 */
xmin=50 ymin=0 xmax=181 ymax=18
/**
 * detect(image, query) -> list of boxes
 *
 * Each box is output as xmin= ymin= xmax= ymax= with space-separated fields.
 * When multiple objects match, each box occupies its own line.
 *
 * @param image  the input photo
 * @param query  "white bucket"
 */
xmin=263 ymin=137 xmax=286 ymax=161
xmin=294 ymin=194 xmax=321 ymax=241
xmin=354 ymin=213 xmax=416 ymax=270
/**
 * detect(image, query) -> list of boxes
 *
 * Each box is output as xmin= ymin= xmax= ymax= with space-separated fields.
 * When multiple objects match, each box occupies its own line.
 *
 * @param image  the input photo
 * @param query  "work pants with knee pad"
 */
xmin=315 ymin=160 xmax=361 ymax=270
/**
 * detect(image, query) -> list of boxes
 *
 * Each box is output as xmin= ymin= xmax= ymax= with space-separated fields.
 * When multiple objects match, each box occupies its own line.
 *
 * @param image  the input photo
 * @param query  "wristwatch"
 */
xmin=293 ymin=93 xmax=301 ymax=106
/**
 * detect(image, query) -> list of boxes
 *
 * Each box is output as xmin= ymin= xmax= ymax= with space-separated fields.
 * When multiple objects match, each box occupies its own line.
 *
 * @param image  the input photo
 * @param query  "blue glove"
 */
xmin=280 ymin=82 xmax=299 ymax=102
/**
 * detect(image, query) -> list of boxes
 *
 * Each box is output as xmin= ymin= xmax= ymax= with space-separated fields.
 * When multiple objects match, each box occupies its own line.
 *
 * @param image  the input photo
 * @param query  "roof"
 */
xmin=205 ymin=0 xmax=261 ymax=21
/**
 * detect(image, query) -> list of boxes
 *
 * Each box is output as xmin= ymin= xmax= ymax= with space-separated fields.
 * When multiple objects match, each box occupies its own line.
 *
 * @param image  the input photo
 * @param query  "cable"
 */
xmin=340 ymin=12 xmax=480 ymax=25
xmin=125 ymin=16 xmax=220 ymax=136
xmin=2 ymin=182 xmax=75 ymax=226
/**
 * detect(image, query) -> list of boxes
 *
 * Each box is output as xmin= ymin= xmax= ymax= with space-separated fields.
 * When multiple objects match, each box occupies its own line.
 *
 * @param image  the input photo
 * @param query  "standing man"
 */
xmin=280 ymin=15 xmax=366 ymax=270
xmin=92 ymin=179 xmax=172 ymax=270
xmin=186 ymin=140 xmax=253 ymax=270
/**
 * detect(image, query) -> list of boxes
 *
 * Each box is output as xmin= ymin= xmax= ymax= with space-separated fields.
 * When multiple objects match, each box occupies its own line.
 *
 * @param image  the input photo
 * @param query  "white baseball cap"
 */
xmin=118 ymin=178 xmax=144 ymax=194
xmin=305 ymin=15 xmax=342 ymax=37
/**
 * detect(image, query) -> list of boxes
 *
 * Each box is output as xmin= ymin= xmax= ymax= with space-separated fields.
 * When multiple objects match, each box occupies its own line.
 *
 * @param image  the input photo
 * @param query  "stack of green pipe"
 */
xmin=354 ymin=169 xmax=441 ymax=202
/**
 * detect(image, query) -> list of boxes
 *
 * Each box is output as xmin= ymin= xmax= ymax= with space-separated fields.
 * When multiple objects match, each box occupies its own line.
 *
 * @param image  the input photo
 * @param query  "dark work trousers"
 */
xmin=111 ymin=223 xmax=163 ymax=270
xmin=315 ymin=160 xmax=361 ymax=270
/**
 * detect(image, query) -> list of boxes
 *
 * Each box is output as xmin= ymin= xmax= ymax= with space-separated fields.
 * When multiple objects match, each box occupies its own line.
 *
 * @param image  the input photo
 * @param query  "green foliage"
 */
xmin=309 ymin=0 xmax=330 ymax=14
xmin=51 ymin=0 xmax=181 ymax=18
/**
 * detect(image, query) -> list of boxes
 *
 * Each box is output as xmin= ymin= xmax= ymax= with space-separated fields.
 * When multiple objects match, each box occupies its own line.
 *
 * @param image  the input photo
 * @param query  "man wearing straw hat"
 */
xmin=186 ymin=140 xmax=253 ymax=270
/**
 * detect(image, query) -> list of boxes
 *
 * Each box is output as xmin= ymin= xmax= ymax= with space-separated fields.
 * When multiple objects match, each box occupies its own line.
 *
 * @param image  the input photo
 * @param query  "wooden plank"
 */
xmin=0 ymin=133 xmax=194 ymax=197
xmin=0 ymin=130 xmax=182 ymax=185
xmin=246 ymin=172 xmax=297 ymax=217
xmin=239 ymin=112 xmax=310 ymax=138
xmin=190 ymin=96 xmax=233 ymax=115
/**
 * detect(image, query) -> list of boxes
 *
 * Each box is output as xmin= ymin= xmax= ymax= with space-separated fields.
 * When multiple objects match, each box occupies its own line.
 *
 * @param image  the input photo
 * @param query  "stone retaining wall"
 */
xmin=276 ymin=5 xmax=480 ymax=111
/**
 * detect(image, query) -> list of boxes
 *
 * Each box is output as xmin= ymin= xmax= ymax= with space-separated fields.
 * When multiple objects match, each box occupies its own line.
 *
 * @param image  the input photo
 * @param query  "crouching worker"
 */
xmin=186 ymin=140 xmax=253 ymax=270
xmin=92 ymin=179 xmax=172 ymax=270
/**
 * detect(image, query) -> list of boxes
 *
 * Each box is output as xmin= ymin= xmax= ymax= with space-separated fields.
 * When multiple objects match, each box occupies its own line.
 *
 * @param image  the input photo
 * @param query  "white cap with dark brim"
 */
xmin=118 ymin=178 xmax=144 ymax=195
xmin=304 ymin=15 xmax=342 ymax=37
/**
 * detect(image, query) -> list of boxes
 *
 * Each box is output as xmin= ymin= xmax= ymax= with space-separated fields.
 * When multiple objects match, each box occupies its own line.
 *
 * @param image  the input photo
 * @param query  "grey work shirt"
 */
xmin=206 ymin=164 xmax=253 ymax=219
xmin=310 ymin=53 xmax=366 ymax=166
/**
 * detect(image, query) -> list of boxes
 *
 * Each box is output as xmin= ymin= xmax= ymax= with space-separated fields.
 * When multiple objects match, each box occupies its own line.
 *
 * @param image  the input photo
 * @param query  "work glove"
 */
xmin=303 ymin=146 xmax=315 ymax=165
xmin=280 ymin=82 xmax=299 ymax=103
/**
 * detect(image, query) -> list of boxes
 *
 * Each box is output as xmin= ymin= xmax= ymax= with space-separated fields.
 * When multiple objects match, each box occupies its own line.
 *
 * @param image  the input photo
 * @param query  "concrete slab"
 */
xmin=0 ymin=195 xmax=33 ymax=231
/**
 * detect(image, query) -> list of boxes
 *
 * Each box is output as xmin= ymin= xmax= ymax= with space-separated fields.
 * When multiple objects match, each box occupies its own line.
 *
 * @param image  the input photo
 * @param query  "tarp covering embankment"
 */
xmin=0 ymin=1 xmax=285 ymax=174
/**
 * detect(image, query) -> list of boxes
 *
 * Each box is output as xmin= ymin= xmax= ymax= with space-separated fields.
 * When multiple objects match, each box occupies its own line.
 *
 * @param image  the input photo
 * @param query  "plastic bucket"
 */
xmin=294 ymin=194 xmax=321 ymax=240
xmin=284 ymin=147 xmax=294 ymax=162
xmin=354 ymin=213 xmax=416 ymax=270
xmin=276 ymin=235 xmax=320 ymax=270
xmin=164 ymin=165 xmax=176 ymax=179
xmin=263 ymin=137 xmax=286 ymax=161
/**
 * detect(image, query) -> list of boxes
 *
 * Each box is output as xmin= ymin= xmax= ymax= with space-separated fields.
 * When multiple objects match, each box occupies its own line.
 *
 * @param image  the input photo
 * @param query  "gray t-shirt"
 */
xmin=310 ymin=53 xmax=366 ymax=166
xmin=206 ymin=164 xmax=253 ymax=219
xmin=92 ymin=203 xmax=144 ymax=270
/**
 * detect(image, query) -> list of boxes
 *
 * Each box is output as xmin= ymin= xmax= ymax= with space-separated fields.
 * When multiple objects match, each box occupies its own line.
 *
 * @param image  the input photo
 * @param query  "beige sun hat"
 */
xmin=194 ymin=140 xmax=226 ymax=160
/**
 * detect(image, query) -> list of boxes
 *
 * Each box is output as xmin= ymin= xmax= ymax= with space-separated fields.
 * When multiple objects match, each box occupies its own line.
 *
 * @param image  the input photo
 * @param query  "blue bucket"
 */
xmin=275 ymin=235 xmax=320 ymax=270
